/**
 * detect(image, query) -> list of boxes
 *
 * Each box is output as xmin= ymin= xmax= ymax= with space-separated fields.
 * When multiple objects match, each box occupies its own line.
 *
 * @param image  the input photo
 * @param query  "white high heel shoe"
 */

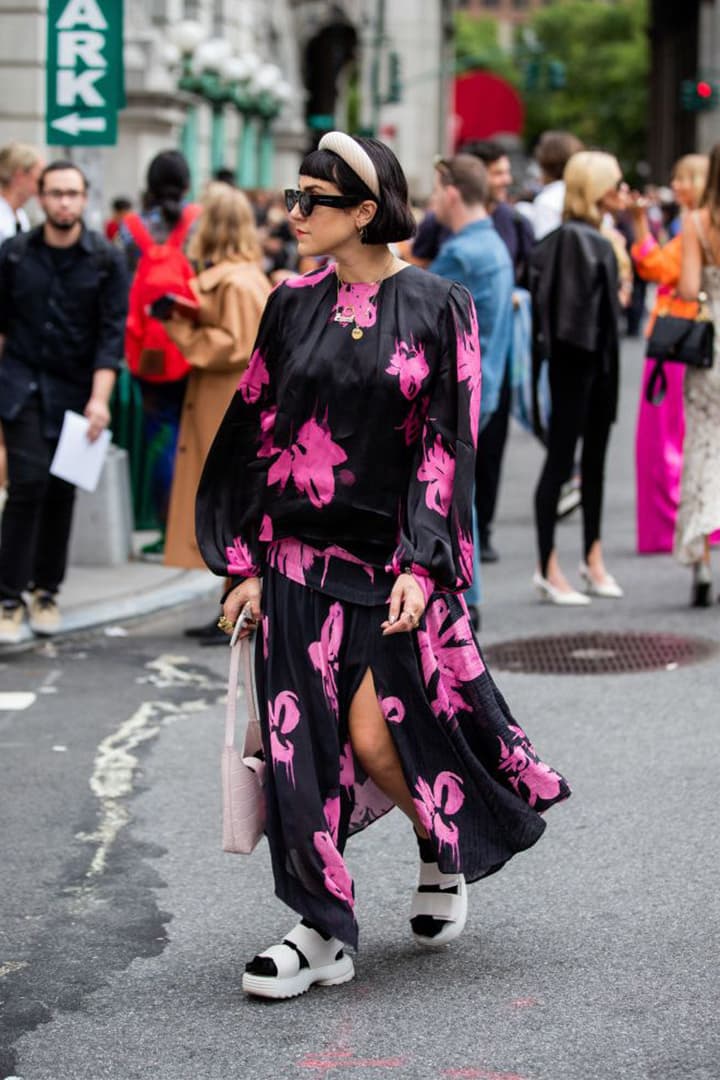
xmin=579 ymin=563 xmax=624 ymax=599
xmin=532 ymin=571 xmax=591 ymax=606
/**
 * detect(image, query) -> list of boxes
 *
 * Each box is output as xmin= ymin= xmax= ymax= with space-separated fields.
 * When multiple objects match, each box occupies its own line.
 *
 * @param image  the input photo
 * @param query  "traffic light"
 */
xmin=680 ymin=78 xmax=719 ymax=112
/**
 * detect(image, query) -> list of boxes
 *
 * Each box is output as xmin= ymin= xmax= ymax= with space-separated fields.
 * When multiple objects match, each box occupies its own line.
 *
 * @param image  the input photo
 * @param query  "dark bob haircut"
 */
xmin=298 ymin=136 xmax=416 ymax=245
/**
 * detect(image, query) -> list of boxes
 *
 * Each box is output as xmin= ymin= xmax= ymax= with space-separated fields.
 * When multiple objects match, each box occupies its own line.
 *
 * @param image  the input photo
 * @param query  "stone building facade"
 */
xmin=0 ymin=0 xmax=454 ymax=224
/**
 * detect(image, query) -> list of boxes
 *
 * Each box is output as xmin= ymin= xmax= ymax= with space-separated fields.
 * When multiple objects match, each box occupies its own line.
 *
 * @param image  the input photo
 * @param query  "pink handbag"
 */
xmin=222 ymin=629 xmax=267 ymax=854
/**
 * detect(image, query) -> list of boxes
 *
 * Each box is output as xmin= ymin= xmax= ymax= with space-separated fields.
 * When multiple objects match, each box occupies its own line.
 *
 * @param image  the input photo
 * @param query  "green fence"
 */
xmin=110 ymin=366 xmax=161 ymax=531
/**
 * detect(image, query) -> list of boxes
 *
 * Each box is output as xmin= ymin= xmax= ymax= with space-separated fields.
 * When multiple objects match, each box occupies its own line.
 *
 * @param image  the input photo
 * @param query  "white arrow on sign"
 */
xmin=51 ymin=112 xmax=106 ymax=136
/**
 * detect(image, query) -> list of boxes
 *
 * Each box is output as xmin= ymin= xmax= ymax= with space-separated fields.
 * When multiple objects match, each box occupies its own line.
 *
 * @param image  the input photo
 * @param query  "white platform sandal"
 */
xmin=241 ymin=921 xmax=355 ymax=999
xmin=410 ymin=861 xmax=468 ymax=949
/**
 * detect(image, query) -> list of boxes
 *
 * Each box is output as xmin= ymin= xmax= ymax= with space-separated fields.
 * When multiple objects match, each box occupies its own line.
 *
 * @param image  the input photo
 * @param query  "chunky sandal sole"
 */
xmin=242 ymin=954 xmax=355 ymax=999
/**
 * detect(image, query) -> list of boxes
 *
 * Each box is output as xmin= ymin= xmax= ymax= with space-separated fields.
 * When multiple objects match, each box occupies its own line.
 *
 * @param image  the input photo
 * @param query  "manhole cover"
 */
xmin=484 ymin=631 xmax=719 ymax=675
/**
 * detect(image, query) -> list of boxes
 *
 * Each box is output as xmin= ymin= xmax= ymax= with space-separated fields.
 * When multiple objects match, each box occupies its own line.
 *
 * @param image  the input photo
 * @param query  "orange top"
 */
xmin=631 ymin=233 xmax=698 ymax=333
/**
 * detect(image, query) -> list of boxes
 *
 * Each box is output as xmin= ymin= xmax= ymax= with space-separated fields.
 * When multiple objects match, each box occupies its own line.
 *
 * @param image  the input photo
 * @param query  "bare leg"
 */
xmin=348 ymin=668 xmax=428 ymax=838
xmin=543 ymin=549 xmax=576 ymax=593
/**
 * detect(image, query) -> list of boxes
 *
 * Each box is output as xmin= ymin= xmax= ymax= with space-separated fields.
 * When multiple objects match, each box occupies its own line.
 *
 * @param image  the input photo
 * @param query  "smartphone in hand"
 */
xmin=147 ymin=294 xmax=200 ymax=321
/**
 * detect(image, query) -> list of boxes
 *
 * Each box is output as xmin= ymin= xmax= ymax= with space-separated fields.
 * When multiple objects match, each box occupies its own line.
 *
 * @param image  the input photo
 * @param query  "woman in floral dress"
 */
xmin=197 ymin=132 xmax=570 ymax=1000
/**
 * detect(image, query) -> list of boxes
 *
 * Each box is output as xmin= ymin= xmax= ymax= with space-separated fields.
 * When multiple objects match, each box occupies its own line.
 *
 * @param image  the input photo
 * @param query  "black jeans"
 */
xmin=534 ymin=349 xmax=614 ymax=577
xmin=475 ymin=368 xmax=511 ymax=538
xmin=0 ymin=394 xmax=76 ymax=603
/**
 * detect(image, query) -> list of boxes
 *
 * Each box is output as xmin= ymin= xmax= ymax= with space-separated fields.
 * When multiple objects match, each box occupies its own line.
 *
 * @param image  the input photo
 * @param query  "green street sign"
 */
xmin=46 ymin=0 xmax=125 ymax=146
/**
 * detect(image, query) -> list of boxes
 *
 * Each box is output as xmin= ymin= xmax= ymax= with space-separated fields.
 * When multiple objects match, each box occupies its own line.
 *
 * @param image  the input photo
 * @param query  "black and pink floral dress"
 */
xmin=196 ymin=263 xmax=570 ymax=949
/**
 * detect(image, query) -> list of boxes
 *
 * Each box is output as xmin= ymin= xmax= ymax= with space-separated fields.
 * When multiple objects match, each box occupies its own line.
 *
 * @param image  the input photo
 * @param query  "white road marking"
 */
xmin=0 ymin=692 xmax=36 ymax=711
xmin=0 ymin=960 xmax=29 ymax=978
xmin=138 ymin=653 xmax=216 ymax=690
xmin=79 ymin=652 xmax=217 ymax=878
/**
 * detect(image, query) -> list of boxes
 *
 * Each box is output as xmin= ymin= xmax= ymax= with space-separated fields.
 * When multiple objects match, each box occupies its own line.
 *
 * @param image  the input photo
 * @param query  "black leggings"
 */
xmin=534 ymin=350 xmax=614 ymax=576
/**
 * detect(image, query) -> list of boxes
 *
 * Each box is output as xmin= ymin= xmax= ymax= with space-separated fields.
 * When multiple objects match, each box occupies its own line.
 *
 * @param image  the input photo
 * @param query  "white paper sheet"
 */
xmin=49 ymin=410 xmax=111 ymax=492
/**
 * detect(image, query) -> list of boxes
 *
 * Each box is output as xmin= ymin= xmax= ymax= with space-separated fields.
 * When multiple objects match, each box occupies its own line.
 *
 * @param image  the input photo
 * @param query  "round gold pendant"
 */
xmin=351 ymin=326 xmax=364 ymax=340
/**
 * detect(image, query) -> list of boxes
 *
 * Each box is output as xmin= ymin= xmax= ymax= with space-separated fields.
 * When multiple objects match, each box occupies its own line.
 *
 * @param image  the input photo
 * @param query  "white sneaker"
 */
xmin=0 ymin=601 xmax=28 ymax=644
xmin=28 ymin=591 xmax=61 ymax=635
xmin=533 ymin=571 xmax=591 ymax=606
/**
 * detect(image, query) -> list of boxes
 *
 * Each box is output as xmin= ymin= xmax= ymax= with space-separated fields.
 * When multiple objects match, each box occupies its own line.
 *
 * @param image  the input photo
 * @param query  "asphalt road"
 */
xmin=1 ymin=337 xmax=719 ymax=1080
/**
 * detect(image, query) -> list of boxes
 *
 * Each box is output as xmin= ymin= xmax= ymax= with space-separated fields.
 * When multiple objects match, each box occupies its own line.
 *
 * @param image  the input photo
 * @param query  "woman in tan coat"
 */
xmin=161 ymin=184 xmax=270 ymax=623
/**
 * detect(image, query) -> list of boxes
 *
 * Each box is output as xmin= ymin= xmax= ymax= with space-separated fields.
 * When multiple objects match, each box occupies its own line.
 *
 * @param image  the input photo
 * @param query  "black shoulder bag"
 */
xmin=645 ymin=295 xmax=715 ymax=405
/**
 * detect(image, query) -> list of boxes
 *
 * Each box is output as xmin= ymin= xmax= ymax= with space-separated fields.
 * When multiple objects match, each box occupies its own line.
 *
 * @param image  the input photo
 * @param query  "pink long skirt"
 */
xmin=635 ymin=358 xmax=685 ymax=554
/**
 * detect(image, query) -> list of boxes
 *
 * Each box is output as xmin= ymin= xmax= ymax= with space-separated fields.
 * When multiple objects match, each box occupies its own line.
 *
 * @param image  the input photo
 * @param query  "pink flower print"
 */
xmin=267 ymin=691 xmax=301 ymax=787
xmin=386 ymin=336 xmax=430 ymax=400
xmin=267 ymin=415 xmax=347 ymax=509
xmin=313 ymin=830 xmax=355 ymax=908
xmin=266 ymin=539 xmax=316 ymax=586
xmin=259 ymin=514 xmax=273 ymax=542
xmin=426 ymin=596 xmax=485 ymax=691
xmin=416 ymin=597 xmax=485 ymax=723
xmin=323 ymin=795 xmax=341 ymax=845
xmin=256 ymin=406 xmax=277 ymax=457
xmin=397 ymin=399 xmax=425 ymax=444
xmin=456 ymin=526 xmax=474 ymax=590
xmin=417 ymin=433 xmax=455 ymax=516
xmin=308 ymin=603 xmax=344 ymax=716
xmin=332 ymin=282 xmax=379 ymax=330
xmin=379 ymin=695 xmax=405 ymax=724
xmin=455 ymin=303 xmax=481 ymax=445
xmin=240 ymin=348 xmax=270 ymax=403
xmin=319 ymin=544 xmax=375 ymax=588
xmin=497 ymin=725 xmax=566 ymax=810
xmin=339 ymin=740 xmax=355 ymax=792
xmin=284 ymin=263 xmax=336 ymax=289
xmin=413 ymin=771 xmax=465 ymax=864
xmin=225 ymin=536 xmax=258 ymax=577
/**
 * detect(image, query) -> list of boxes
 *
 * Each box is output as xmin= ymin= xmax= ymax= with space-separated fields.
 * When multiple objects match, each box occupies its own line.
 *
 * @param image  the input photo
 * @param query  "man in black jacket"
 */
xmin=0 ymin=160 xmax=128 ymax=643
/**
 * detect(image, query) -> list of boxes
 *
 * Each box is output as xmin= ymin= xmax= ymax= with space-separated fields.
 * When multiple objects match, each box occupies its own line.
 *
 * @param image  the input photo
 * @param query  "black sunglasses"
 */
xmin=284 ymin=188 xmax=360 ymax=216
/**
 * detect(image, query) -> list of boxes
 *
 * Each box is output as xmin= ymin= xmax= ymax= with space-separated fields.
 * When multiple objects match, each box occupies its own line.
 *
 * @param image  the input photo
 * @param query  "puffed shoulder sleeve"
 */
xmin=390 ymin=283 xmax=481 ymax=597
xmin=195 ymin=284 xmax=283 ymax=578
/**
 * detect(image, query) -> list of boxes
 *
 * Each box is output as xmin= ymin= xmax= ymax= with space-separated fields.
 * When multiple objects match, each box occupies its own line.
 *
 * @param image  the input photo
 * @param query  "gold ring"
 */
xmin=217 ymin=615 xmax=235 ymax=634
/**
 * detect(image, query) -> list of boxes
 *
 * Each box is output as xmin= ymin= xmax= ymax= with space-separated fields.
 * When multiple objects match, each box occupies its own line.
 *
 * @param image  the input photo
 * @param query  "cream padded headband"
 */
xmin=318 ymin=131 xmax=380 ymax=199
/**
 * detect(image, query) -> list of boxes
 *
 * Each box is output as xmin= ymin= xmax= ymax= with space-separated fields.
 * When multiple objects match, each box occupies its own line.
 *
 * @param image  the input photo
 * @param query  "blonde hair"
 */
xmin=672 ymin=153 xmax=708 ymax=207
xmin=563 ymin=151 xmax=622 ymax=227
xmin=187 ymin=183 xmax=261 ymax=265
xmin=0 ymin=142 xmax=42 ymax=188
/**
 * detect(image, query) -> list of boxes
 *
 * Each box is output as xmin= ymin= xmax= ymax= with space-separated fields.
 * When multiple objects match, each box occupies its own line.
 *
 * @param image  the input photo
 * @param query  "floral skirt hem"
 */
xmin=254 ymin=567 xmax=570 ymax=949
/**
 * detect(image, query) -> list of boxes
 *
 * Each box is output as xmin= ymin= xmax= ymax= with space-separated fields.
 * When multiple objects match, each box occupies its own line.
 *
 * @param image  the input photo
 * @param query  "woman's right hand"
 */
xmin=223 ymin=577 xmax=262 ymax=639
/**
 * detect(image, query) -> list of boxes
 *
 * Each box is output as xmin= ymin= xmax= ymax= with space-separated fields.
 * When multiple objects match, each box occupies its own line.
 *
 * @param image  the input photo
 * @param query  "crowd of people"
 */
xmin=1 ymin=128 xmax=720 ymax=649
xmin=1 ymin=126 xmax=720 ymax=999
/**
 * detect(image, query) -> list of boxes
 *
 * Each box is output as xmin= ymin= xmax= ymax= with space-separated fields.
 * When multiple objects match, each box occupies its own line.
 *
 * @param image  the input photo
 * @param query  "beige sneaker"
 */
xmin=0 ymin=601 xmax=27 ymax=645
xmin=29 ymin=591 xmax=61 ymax=636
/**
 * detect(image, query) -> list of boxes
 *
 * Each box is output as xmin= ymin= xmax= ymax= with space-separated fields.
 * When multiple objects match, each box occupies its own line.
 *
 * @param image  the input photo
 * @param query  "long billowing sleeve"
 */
xmin=631 ymin=233 xmax=682 ymax=287
xmin=390 ymin=283 xmax=480 ymax=597
xmin=195 ymin=286 xmax=281 ymax=578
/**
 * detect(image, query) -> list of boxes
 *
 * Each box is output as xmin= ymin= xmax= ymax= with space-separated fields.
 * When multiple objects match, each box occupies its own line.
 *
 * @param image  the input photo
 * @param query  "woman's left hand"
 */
xmin=381 ymin=573 xmax=426 ymax=635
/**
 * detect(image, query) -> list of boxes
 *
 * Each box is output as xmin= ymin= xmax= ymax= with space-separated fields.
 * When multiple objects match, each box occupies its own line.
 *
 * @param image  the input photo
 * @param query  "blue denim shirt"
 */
xmin=430 ymin=218 xmax=514 ymax=422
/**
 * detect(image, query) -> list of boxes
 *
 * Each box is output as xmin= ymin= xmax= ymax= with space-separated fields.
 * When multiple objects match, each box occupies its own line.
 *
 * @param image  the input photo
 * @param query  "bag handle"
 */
xmin=166 ymin=203 xmax=202 ymax=250
xmin=122 ymin=212 xmax=154 ymax=255
xmin=225 ymin=605 xmax=259 ymax=750
xmin=645 ymin=358 xmax=668 ymax=406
